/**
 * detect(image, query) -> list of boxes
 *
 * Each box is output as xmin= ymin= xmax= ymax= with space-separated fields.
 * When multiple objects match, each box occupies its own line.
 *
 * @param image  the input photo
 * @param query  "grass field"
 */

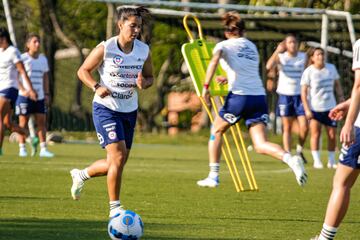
xmin=0 ymin=136 xmax=359 ymax=240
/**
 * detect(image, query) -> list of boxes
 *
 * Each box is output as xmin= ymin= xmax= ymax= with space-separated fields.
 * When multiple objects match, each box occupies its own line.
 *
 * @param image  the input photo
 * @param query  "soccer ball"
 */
xmin=108 ymin=210 xmax=144 ymax=240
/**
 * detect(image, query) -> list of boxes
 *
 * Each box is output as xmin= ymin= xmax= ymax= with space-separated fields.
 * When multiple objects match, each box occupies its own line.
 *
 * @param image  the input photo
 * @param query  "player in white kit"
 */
xmin=70 ymin=6 xmax=153 ymax=217
xmin=311 ymin=40 xmax=360 ymax=240
xmin=266 ymin=35 xmax=309 ymax=164
xmin=0 ymin=27 xmax=37 ymax=156
xmin=301 ymin=47 xmax=344 ymax=169
xmin=197 ymin=12 xmax=307 ymax=188
xmin=16 ymin=34 xmax=54 ymax=158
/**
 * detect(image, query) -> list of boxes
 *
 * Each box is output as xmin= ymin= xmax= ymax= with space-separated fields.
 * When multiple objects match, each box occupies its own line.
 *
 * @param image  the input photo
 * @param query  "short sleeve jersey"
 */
xmin=213 ymin=37 xmax=265 ymax=96
xmin=0 ymin=45 xmax=21 ymax=91
xmin=301 ymin=63 xmax=340 ymax=112
xmin=19 ymin=53 xmax=49 ymax=100
xmin=94 ymin=37 xmax=149 ymax=112
xmin=352 ymin=39 xmax=360 ymax=128
xmin=277 ymin=51 xmax=306 ymax=95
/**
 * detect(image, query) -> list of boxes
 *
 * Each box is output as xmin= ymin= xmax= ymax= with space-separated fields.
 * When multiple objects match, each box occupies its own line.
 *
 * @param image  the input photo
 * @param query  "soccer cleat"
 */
xmin=39 ymin=149 xmax=55 ymax=158
xmin=197 ymin=176 xmax=219 ymax=188
xmin=298 ymin=152 xmax=308 ymax=164
xmin=70 ymin=169 xmax=84 ymax=200
xmin=288 ymin=155 xmax=308 ymax=186
xmin=31 ymin=137 xmax=39 ymax=157
xmin=19 ymin=148 xmax=28 ymax=157
xmin=313 ymin=162 xmax=324 ymax=169
xmin=327 ymin=163 xmax=337 ymax=169
xmin=109 ymin=205 xmax=126 ymax=218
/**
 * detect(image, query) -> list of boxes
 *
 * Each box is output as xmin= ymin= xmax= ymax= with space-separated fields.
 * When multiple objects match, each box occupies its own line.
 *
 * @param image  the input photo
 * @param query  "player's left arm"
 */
xmin=137 ymin=53 xmax=153 ymax=90
xmin=334 ymin=79 xmax=345 ymax=102
xmin=202 ymin=50 xmax=222 ymax=97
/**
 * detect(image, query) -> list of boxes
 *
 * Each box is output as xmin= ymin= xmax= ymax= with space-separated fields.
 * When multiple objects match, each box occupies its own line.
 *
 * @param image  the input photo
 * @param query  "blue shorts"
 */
xmin=0 ymin=87 xmax=18 ymax=109
xmin=15 ymin=96 xmax=46 ymax=115
xmin=312 ymin=110 xmax=337 ymax=127
xmin=276 ymin=94 xmax=305 ymax=117
xmin=219 ymin=93 xmax=269 ymax=128
xmin=93 ymin=102 xmax=137 ymax=149
xmin=339 ymin=127 xmax=360 ymax=169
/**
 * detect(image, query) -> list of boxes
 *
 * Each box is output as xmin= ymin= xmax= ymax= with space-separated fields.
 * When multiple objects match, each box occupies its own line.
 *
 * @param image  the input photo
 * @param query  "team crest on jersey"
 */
xmin=113 ymin=55 xmax=124 ymax=66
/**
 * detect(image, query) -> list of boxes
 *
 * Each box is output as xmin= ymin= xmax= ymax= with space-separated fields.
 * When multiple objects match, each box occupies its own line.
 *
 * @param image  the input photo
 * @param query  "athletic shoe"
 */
xmin=288 ymin=155 xmax=307 ymax=186
xmin=70 ymin=169 xmax=84 ymax=200
xmin=109 ymin=206 xmax=126 ymax=218
xmin=327 ymin=163 xmax=337 ymax=169
xmin=313 ymin=162 xmax=324 ymax=169
xmin=31 ymin=137 xmax=39 ymax=157
xmin=197 ymin=176 xmax=219 ymax=188
xmin=39 ymin=149 xmax=55 ymax=158
xmin=298 ymin=152 xmax=308 ymax=164
xmin=19 ymin=148 xmax=28 ymax=157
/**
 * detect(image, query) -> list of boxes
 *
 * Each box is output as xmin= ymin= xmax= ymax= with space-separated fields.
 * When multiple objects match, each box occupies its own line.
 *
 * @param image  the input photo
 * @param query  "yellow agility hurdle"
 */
xmin=181 ymin=14 xmax=258 ymax=192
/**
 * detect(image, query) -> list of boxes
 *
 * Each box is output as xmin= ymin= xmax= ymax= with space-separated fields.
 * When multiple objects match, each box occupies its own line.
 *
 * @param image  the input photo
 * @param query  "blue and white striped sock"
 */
xmin=209 ymin=163 xmax=220 ymax=179
xmin=79 ymin=168 xmax=90 ymax=181
xmin=319 ymin=223 xmax=337 ymax=240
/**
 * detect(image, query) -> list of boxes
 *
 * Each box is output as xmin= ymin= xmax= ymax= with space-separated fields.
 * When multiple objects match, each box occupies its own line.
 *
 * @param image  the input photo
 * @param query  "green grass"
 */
xmin=0 ymin=138 xmax=359 ymax=240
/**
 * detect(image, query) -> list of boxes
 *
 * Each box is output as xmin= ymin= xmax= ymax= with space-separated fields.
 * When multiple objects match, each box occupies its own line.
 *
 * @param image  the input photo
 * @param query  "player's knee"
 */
xmin=253 ymin=143 xmax=265 ymax=154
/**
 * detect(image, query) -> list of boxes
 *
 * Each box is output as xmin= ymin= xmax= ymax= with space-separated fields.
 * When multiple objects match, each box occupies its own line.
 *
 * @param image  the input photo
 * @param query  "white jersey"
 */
xmin=19 ymin=53 xmax=49 ymax=100
xmin=277 ymin=51 xmax=306 ymax=95
xmin=0 ymin=45 xmax=21 ymax=91
xmin=301 ymin=63 xmax=340 ymax=112
xmin=94 ymin=37 xmax=149 ymax=112
xmin=352 ymin=39 xmax=360 ymax=127
xmin=213 ymin=37 xmax=265 ymax=96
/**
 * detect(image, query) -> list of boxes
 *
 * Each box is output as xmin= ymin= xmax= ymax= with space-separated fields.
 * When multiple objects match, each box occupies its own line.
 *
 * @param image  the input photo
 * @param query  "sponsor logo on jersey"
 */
xmin=111 ymin=90 xmax=134 ymax=99
xmin=108 ymin=131 xmax=117 ymax=140
xmin=108 ymin=80 xmax=137 ymax=88
xmin=111 ymin=64 xmax=143 ymax=70
xmin=97 ymin=133 xmax=104 ymax=144
xmin=109 ymin=72 xmax=138 ymax=79
xmin=237 ymin=45 xmax=257 ymax=61
xmin=224 ymin=113 xmax=238 ymax=124
xmin=113 ymin=55 xmax=124 ymax=66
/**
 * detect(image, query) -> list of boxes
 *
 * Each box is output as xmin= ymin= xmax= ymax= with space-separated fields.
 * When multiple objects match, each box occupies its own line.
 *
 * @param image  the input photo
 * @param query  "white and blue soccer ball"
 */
xmin=108 ymin=210 xmax=144 ymax=240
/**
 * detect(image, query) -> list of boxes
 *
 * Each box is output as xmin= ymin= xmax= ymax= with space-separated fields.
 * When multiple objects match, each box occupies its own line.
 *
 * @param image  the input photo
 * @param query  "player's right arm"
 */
xmin=300 ymin=68 xmax=313 ymax=119
xmin=77 ymin=44 xmax=110 ymax=98
xmin=265 ymin=41 xmax=285 ymax=71
xmin=202 ymin=49 xmax=222 ymax=100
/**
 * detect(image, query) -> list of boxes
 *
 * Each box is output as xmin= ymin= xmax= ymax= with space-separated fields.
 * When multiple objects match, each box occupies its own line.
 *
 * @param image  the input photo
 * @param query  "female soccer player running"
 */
xmin=16 ymin=34 xmax=54 ymax=157
xmin=311 ymin=39 xmax=360 ymax=240
xmin=70 ymin=6 xmax=153 ymax=217
xmin=0 ymin=27 xmax=37 ymax=156
xmin=197 ymin=12 xmax=307 ymax=188
xmin=301 ymin=48 xmax=344 ymax=169
xmin=266 ymin=35 xmax=309 ymax=163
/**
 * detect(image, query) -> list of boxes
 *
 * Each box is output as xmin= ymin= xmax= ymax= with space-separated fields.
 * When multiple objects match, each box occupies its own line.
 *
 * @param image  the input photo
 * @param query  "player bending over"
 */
xmin=70 ymin=6 xmax=153 ymax=218
xmin=197 ymin=12 xmax=307 ymax=188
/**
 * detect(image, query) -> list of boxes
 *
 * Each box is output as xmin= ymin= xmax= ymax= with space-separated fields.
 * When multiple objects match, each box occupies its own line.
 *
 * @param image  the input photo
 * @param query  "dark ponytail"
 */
xmin=0 ymin=27 xmax=13 ymax=46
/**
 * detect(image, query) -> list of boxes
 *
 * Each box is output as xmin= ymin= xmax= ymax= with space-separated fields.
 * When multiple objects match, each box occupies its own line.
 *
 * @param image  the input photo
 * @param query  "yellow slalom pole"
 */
xmin=219 ymin=97 xmax=254 ymax=190
xmin=199 ymin=97 xmax=241 ymax=192
xmin=210 ymin=97 xmax=244 ymax=191
xmin=235 ymin=123 xmax=259 ymax=190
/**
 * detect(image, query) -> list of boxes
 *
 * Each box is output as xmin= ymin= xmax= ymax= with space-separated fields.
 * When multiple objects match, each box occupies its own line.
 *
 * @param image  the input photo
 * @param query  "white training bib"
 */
xmin=277 ymin=52 xmax=306 ymax=95
xmin=20 ymin=53 xmax=49 ymax=100
xmin=352 ymin=39 xmax=360 ymax=127
xmin=0 ymin=45 xmax=21 ymax=91
xmin=301 ymin=63 xmax=340 ymax=112
xmin=213 ymin=37 xmax=265 ymax=96
xmin=94 ymin=37 xmax=149 ymax=112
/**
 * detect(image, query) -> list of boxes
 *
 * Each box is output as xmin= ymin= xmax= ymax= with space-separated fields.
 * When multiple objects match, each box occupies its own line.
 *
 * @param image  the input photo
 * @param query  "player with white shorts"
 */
xmin=197 ymin=12 xmax=307 ymax=188
xmin=69 ymin=6 xmax=154 ymax=218
xmin=301 ymin=47 xmax=344 ymax=169
xmin=311 ymin=39 xmax=360 ymax=240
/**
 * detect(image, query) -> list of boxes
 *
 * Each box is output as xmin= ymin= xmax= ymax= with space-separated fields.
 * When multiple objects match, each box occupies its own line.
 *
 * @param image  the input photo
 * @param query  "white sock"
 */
xmin=328 ymin=151 xmax=336 ymax=165
xmin=40 ymin=142 xmax=46 ymax=150
xmin=208 ymin=163 xmax=220 ymax=179
xmin=109 ymin=200 xmax=121 ymax=216
xmin=296 ymin=144 xmax=303 ymax=154
xmin=282 ymin=152 xmax=291 ymax=165
xmin=319 ymin=223 xmax=337 ymax=240
xmin=311 ymin=151 xmax=322 ymax=164
xmin=78 ymin=168 xmax=91 ymax=181
xmin=19 ymin=143 xmax=26 ymax=150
